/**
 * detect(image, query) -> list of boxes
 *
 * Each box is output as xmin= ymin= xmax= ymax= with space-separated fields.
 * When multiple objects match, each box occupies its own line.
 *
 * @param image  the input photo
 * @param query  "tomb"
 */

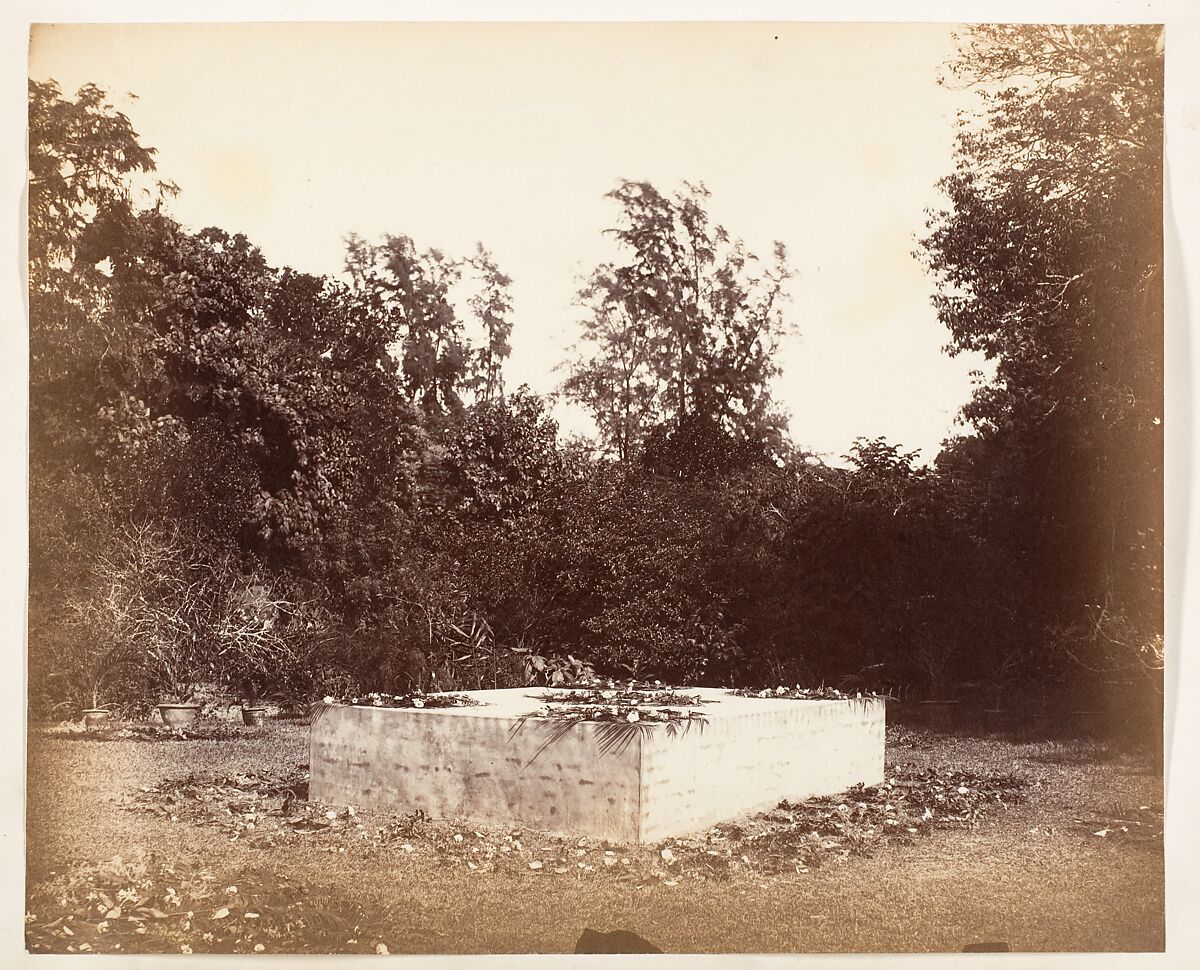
xmin=309 ymin=687 xmax=885 ymax=843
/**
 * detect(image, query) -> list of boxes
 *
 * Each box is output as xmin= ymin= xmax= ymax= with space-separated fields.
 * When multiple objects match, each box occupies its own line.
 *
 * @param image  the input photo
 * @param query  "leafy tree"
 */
xmin=640 ymin=411 xmax=768 ymax=482
xmin=563 ymin=180 xmax=793 ymax=460
xmin=561 ymin=262 xmax=660 ymax=462
xmin=442 ymin=387 xmax=566 ymax=521
xmin=29 ymin=80 xmax=159 ymax=264
xmin=28 ymin=81 xmax=174 ymax=474
xmin=344 ymin=234 xmax=515 ymax=419
xmin=28 ymin=84 xmax=427 ymax=631
xmin=75 ymin=212 xmax=424 ymax=576
xmin=464 ymin=244 xmax=514 ymax=402
xmin=921 ymin=25 xmax=1164 ymax=703
xmin=345 ymin=233 xmax=468 ymax=419
xmin=28 ymin=81 xmax=175 ymax=687
xmin=545 ymin=466 xmax=740 ymax=681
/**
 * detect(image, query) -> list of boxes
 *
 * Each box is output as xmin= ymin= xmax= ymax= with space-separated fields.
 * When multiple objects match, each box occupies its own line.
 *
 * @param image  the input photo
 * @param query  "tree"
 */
xmin=345 ymin=233 xmax=468 ymax=419
xmin=73 ymin=210 xmax=425 ymax=575
xmin=464 ymin=244 xmax=514 ymax=403
xmin=921 ymin=25 xmax=1164 ymax=704
xmin=344 ymin=234 xmax=515 ymax=419
xmin=639 ymin=411 xmax=767 ymax=482
xmin=27 ymin=81 xmax=533 ymax=707
xmin=27 ymin=82 xmax=429 ymax=628
xmin=563 ymin=180 xmax=793 ymax=460
xmin=442 ymin=387 xmax=566 ymax=521
xmin=28 ymin=81 xmax=173 ymax=474
xmin=28 ymin=80 xmax=164 ymax=278
xmin=28 ymin=81 xmax=175 ymax=685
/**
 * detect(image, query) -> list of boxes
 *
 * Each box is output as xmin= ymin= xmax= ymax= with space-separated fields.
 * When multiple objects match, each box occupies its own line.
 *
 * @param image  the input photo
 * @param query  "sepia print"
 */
xmin=24 ymin=20 xmax=1166 ymax=956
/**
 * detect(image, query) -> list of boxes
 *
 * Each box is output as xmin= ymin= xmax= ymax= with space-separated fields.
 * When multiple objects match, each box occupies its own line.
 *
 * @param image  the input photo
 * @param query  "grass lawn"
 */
xmin=25 ymin=720 xmax=1164 ymax=955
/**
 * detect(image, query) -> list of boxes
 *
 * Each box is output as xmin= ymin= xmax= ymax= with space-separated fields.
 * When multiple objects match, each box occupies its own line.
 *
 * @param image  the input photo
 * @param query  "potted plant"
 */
xmin=216 ymin=581 xmax=312 ymax=726
xmin=234 ymin=675 xmax=272 ymax=726
xmin=142 ymin=637 xmax=207 ymax=725
xmin=55 ymin=587 xmax=142 ymax=726
xmin=63 ymin=646 xmax=133 ymax=727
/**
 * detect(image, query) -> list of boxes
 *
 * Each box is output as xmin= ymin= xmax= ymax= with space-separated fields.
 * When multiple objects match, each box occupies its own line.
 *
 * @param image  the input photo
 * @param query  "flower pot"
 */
xmin=82 ymin=709 xmax=110 ymax=728
xmin=242 ymin=707 xmax=267 ymax=727
xmin=158 ymin=703 xmax=202 ymax=726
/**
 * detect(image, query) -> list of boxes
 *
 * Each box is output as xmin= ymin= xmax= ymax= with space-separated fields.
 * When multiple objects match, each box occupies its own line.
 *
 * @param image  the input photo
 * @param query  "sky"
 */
xmin=29 ymin=21 xmax=991 ymax=465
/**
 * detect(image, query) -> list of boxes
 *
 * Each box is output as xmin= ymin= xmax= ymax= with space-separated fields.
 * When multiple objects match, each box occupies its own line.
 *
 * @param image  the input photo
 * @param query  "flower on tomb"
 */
xmin=412 ymin=698 xmax=425 ymax=708
xmin=626 ymin=710 xmax=640 ymax=723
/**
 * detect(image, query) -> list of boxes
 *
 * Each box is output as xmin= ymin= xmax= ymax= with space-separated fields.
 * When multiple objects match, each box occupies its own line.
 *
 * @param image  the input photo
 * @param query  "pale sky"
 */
xmin=29 ymin=21 xmax=990 ymax=464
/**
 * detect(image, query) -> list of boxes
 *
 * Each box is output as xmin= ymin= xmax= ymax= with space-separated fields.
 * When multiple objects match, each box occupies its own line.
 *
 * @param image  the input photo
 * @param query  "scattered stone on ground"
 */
xmin=27 ymin=760 xmax=1035 ymax=953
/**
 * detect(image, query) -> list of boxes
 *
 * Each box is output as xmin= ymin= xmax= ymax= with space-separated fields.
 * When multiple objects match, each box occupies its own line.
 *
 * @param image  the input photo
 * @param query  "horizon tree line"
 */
xmin=25 ymin=25 xmax=1163 ymax=740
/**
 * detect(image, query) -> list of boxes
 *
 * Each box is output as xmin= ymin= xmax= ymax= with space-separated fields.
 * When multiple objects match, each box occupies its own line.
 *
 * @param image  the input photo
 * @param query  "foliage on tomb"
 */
xmin=317 ymin=691 xmax=482 ymax=711
xmin=522 ymin=704 xmax=707 ymax=726
xmin=532 ymin=688 xmax=710 ymax=707
xmin=728 ymin=686 xmax=886 ymax=701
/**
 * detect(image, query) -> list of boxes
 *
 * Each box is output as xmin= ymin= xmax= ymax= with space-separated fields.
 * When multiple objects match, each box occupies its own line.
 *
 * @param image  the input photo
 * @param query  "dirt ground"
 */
xmin=24 ymin=721 xmax=1164 ymax=954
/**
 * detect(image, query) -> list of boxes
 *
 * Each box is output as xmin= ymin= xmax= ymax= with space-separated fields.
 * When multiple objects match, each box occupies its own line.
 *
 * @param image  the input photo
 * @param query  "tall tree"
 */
xmin=563 ymin=180 xmax=793 ymax=460
xmin=464 ymin=244 xmax=514 ymax=403
xmin=561 ymin=262 xmax=659 ymax=462
xmin=345 ymin=233 xmax=468 ymax=420
xmin=345 ymin=235 xmax=515 ymax=418
xmin=28 ymin=80 xmax=173 ymax=473
xmin=921 ymin=25 xmax=1164 ymax=691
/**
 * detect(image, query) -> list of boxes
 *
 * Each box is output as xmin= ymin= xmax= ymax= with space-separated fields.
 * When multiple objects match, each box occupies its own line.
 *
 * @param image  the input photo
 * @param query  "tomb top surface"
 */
xmin=344 ymin=686 xmax=879 ymax=720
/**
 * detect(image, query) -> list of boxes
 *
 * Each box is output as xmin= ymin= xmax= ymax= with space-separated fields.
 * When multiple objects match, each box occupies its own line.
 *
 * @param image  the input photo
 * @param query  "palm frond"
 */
xmin=509 ymin=713 xmax=587 ymax=769
xmin=509 ymin=709 xmax=707 ymax=766
xmin=594 ymin=720 xmax=656 ymax=757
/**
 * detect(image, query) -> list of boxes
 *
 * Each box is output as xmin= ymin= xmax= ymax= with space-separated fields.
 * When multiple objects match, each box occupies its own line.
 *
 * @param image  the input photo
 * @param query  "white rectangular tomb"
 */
xmin=309 ymin=687 xmax=885 ymax=843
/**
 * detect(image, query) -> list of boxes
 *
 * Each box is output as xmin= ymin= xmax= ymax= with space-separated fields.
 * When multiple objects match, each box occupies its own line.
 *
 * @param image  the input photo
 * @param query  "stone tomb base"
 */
xmin=309 ymin=687 xmax=885 ymax=844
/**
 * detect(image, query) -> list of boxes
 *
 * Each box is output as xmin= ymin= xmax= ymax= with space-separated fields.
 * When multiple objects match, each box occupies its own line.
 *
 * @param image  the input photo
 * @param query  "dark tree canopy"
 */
xmin=922 ymin=24 xmax=1164 ymax=689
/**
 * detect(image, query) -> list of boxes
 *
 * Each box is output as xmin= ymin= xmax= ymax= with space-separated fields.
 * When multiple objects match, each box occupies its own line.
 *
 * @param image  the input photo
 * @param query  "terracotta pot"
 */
xmin=158 ymin=703 xmax=202 ymax=726
xmin=242 ymin=707 xmax=267 ymax=727
xmin=83 ymin=709 xmax=110 ymax=727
